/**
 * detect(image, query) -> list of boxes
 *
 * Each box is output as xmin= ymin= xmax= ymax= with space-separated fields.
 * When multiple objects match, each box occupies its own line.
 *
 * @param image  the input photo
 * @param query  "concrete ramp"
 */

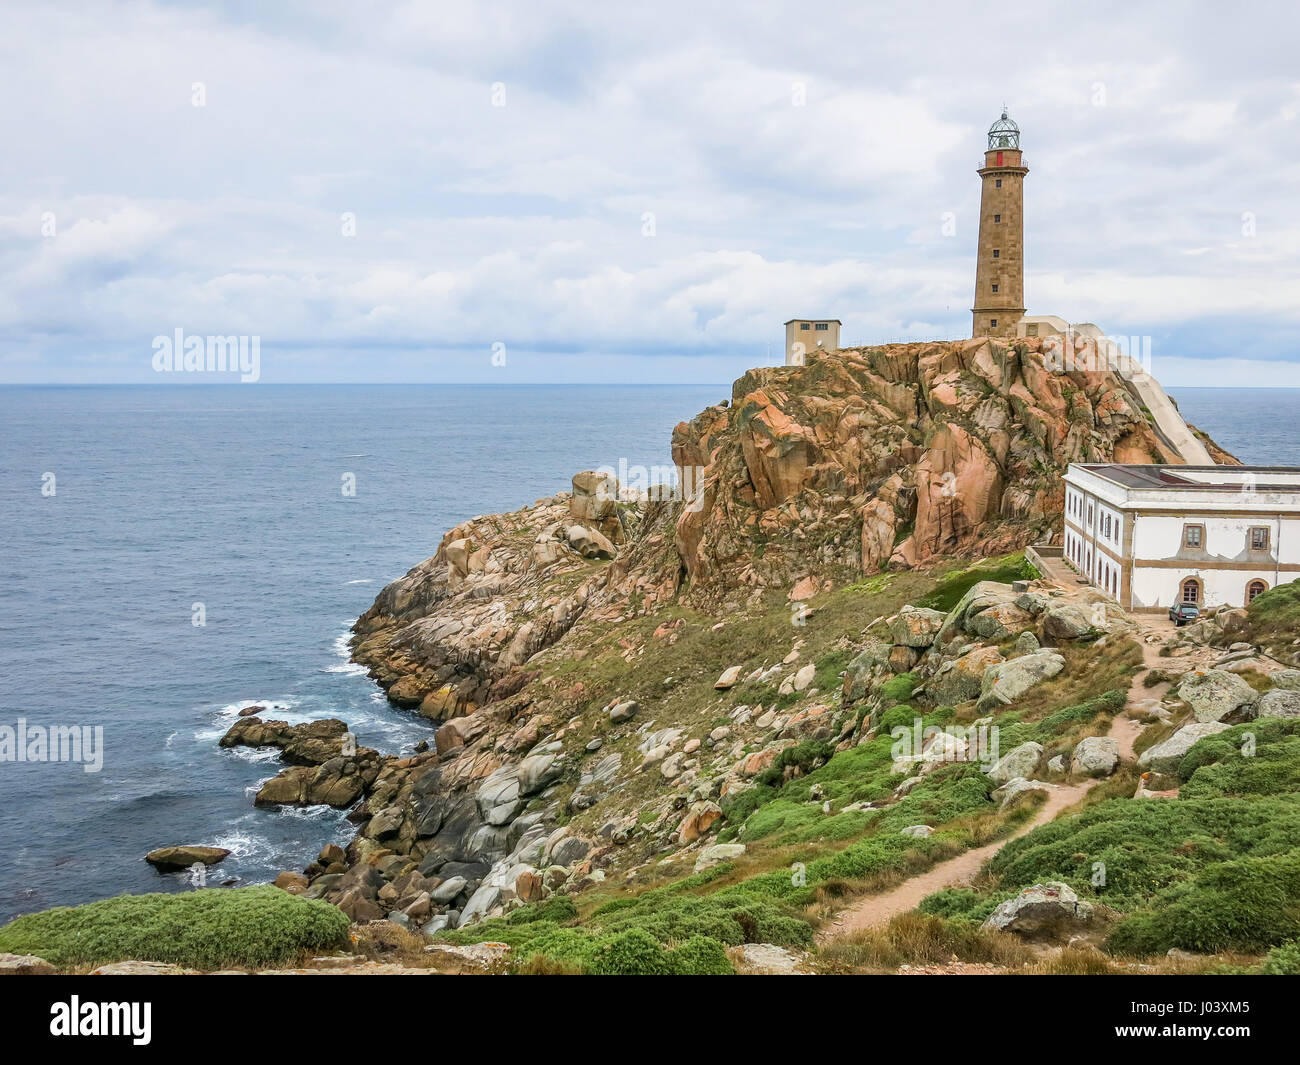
xmin=1114 ymin=352 xmax=1214 ymax=465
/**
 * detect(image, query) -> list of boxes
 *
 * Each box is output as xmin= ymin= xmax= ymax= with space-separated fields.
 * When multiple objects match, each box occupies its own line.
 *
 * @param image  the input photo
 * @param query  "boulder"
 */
xmin=1176 ymin=669 xmax=1260 ymax=723
xmin=1014 ymin=630 xmax=1041 ymax=655
xmin=272 ymin=871 xmax=309 ymax=894
xmin=475 ymin=765 xmax=524 ymax=826
xmin=977 ymin=651 xmax=1065 ymax=711
xmin=608 ymin=700 xmax=638 ymax=723
xmin=991 ymin=777 xmax=1055 ymax=808
xmin=1137 ymin=720 xmax=1232 ymax=773
xmin=715 ymin=666 xmax=742 ymax=690
xmin=431 ymin=876 xmax=468 ymax=904
xmin=889 ymin=606 xmax=947 ymax=648
xmin=1258 ymin=688 xmax=1300 ymax=719
xmin=694 ymin=843 xmax=746 ymax=873
xmin=966 ymin=601 xmax=1034 ymax=641
xmin=678 ymin=801 xmax=723 ymax=843
xmin=565 ymin=524 xmax=616 ymax=560
xmin=928 ymin=645 xmax=1004 ymax=706
xmin=144 ymin=845 xmax=231 ymax=872
xmin=570 ymin=470 xmax=619 ymax=521
xmin=517 ymin=748 xmax=563 ymax=796
xmin=986 ymin=741 xmax=1044 ymax=785
xmin=981 ymin=881 xmax=1094 ymax=935
xmin=792 ymin=663 xmax=816 ymax=691
xmin=899 ymin=824 xmax=934 ymax=837
xmin=1071 ymin=736 xmax=1119 ymax=776
xmin=0 ymin=953 xmax=56 ymax=975
xmin=842 ymin=641 xmax=892 ymax=701
xmin=1272 ymin=670 xmax=1300 ymax=691
xmin=1041 ymin=603 xmax=1103 ymax=640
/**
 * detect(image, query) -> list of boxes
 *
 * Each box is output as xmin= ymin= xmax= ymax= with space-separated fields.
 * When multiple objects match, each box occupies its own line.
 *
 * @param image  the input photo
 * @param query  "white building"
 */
xmin=1063 ymin=463 xmax=1300 ymax=612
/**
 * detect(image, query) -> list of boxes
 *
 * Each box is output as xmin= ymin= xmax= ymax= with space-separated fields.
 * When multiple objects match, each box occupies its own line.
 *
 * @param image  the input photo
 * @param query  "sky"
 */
xmin=1 ymin=0 xmax=1298 ymax=385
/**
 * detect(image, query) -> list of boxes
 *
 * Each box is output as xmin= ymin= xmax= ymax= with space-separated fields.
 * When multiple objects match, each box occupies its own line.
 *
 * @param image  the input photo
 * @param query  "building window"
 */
xmin=994 ymin=214 xmax=1001 ymax=223
xmin=799 ymin=323 xmax=810 ymax=330
xmin=991 ymin=283 xmax=999 ymax=293
xmin=1088 ymin=504 xmax=1094 ymax=526
xmin=1181 ymin=577 xmax=1201 ymax=604
xmin=1250 ymin=527 xmax=1270 ymax=551
xmin=995 ymin=179 xmax=1002 ymax=188
xmin=1184 ymin=524 xmax=1203 ymax=549
xmin=993 ymin=249 xmax=1000 ymax=258
xmin=1247 ymin=579 xmax=1268 ymax=603
xmin=815 ymin=323 xmax=828 ymax=331
xmin=990 ymin=319 xmax=997 ymax=327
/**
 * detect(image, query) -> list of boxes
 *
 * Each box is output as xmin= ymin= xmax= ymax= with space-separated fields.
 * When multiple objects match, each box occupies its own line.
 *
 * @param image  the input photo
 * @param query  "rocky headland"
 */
xmin=19 ymin=336 xmax=1298 ymax=977
xmin=224 ymin=338 xmax=1247 ymax=945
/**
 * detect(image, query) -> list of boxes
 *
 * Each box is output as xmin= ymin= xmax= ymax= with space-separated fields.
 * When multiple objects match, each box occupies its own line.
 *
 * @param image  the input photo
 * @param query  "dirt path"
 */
xmin=817 ymin=777 xmax=1095 ymax=940
xmin=818 ymin=599 xmax=1167 ymax=942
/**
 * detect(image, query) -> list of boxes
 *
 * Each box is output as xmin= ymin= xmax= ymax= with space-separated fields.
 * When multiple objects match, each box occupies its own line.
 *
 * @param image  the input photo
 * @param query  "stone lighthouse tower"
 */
xmin=971 ymin=109 xmax=1028 ymax=338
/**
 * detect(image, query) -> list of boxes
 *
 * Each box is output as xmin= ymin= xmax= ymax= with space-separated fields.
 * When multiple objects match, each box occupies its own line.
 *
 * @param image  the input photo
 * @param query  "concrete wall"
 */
xmin=785 ymin=320 xmax=840 ymax=365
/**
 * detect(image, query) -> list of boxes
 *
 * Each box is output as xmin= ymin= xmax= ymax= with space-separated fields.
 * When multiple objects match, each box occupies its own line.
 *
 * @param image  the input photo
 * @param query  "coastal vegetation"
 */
xmin=0 ymin=886 xmax=349 ymax=970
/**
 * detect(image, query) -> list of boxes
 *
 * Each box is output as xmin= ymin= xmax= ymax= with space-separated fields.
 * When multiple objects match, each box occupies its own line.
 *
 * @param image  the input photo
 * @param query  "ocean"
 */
xmin=0 ymin=383 xmax=724 ymax=921
xmin=0 ymin=383 xmax=1289 ymax=920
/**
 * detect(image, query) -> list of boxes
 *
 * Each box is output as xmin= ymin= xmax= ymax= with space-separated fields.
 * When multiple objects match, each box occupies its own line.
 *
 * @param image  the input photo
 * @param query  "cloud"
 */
xmin=0 ymin=0 xmax=1298 ymax=383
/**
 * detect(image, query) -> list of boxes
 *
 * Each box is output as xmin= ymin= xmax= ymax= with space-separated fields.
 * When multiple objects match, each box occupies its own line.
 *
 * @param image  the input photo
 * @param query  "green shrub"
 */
xmin=1261 ymin=939 xmax=1300 ymax=975
xmin=1242 ymin=579 xmax=1300 ymax=645
xmin=588 ymin=928 xmax=676 ymax=975
xmin=917 ymin=887 xmax=1005 ymax=924
xmin=1108 ymin=853 xmax=1300 ymax=955
xmin=753 ymin=739 xmax=835 ymax=789
xmin=989 ymin=796 xmax=1300 ymax=910
xmin=662 ymin=934 xmax=734 ymax=975
xmin=880 ymin=673 xmax=917 ymax=705
xmin=878 ymin=704 xmax=918 ymax=734
xmin=1034 ymin=688 xmax=1125 ymax=739
xmin=0 ymin=886 xmax=350 ymax=970
xmin=915 ymin=554 xmax=1036 ymax=611
xmin=1178 ymin=718 xmax=1300 ymax=798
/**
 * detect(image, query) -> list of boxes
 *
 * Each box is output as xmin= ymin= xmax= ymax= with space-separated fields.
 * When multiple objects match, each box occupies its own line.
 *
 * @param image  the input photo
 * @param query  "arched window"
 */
xmin=1181 ymin=577 xmax=1201 ymax=604
xmin=1247 ymin=579 xmax=1268 ymax=603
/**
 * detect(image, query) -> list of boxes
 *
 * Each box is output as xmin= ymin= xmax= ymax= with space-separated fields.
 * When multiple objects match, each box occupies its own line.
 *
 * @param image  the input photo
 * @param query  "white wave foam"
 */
xmin=274 ymin=803 xmax=335 ymax=821
xmin=224 ymin=746 xmax=281 ymax=765
xmin=210 ymin=830 xmax=271 ymax=862
xmin=344 ymin=579 xmax=373 ymax=585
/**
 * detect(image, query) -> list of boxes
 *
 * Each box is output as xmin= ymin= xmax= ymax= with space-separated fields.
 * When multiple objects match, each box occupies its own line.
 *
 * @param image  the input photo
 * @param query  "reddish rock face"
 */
xmin=667 ymin=338 xmax=1234 ymax=598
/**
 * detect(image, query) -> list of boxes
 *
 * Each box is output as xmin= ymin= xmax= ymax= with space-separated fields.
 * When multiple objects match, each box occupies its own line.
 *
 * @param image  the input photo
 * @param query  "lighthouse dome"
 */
xmin=988 ymin=109 xmax=1020 ymax=150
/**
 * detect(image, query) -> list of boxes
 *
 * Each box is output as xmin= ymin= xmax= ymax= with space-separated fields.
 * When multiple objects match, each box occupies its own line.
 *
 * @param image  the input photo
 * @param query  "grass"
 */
xmin=0 ymin=886 xmax=350 ymax=971
xmin=814 ymin=911 xmax=1033 ymax=973
xmin=1240 ymin=578 xmax=1300 ymax=647
xmin=952 ymin=710 xmax=1300 ymax=958
xmin=914 ymin=552 xmax=1040 ymax=612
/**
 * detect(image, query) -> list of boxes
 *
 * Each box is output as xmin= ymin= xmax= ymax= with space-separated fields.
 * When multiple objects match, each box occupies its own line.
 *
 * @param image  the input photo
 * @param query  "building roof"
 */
xmin=1071 ymin=464 xmax=1300 ymax=493
xmin=783 ymin=318 xmax=841 ymax=325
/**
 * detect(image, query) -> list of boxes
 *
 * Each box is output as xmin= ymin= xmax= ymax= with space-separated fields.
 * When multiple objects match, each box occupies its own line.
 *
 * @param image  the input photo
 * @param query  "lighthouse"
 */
xmin=971 ymin=109 xmax=1028 ymax=338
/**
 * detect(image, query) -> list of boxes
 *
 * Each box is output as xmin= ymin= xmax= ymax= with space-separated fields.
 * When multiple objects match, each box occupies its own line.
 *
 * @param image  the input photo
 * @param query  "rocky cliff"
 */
xmin=671 ymin=337 xmax=1235 ymax=598
xmin=234 ymin=338 xmax=1236 ymax=933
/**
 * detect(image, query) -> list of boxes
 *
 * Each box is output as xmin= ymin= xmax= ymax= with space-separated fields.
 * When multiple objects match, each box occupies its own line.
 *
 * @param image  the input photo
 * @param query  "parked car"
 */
xmin=1169 ymin=602 xmax=1200 ymax=626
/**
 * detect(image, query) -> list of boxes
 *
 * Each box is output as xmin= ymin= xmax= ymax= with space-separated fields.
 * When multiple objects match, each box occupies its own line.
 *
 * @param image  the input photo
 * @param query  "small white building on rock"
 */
xmin=784 ymin=319 xmax=840 ymax=365
xmin=1063 ymin=463 xmax=1300 ymax=612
